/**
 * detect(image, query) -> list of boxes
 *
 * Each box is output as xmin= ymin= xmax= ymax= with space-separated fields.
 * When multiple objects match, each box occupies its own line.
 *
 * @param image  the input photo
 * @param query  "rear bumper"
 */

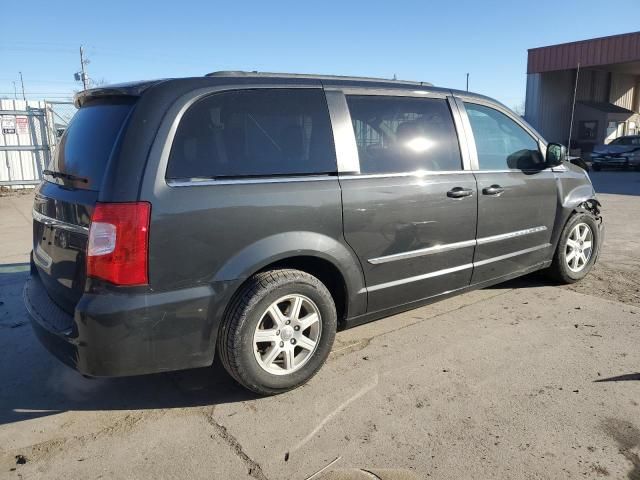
xmin=24 ymin=270 xmax=230 ymax=377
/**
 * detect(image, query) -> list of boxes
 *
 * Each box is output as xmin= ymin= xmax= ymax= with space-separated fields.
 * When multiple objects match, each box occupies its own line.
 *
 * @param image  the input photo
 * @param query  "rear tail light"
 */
xmin=87 ymin=202 xmax=151 ymax=285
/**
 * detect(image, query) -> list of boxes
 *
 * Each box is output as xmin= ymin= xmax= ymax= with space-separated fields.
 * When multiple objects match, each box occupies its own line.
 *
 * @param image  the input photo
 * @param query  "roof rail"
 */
xmin=205 ymin=70 xmax=433 ymax=87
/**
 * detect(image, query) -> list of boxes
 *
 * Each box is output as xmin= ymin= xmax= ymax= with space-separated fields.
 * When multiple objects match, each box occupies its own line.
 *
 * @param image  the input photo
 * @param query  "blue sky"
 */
xmin=2 ymin=0 xmax=639 ymax=108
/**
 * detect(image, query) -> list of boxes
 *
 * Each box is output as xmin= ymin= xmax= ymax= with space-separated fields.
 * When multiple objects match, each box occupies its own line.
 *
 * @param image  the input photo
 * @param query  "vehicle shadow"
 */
xmin=0 ymin=264 xmax=258 ymax=427
xmin=485 ymin=271 xmax=550 ymax=290
xmin=588 ymin=170 xmax=640 ymax=196
xmin=594 ymin=373 xmax=640 ymax=382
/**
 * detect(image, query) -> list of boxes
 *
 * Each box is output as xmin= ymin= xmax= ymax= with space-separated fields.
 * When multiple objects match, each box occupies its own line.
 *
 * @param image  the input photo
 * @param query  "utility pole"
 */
xmin=466 ymin=73 xmax=469 ymax=92
xmin=79 ymin=45 xmax=89 ymax=90
xmin=19 ymin=72 xmax=26 ymax=101
xmin=12 ymin=81 xmax=17 ymax=100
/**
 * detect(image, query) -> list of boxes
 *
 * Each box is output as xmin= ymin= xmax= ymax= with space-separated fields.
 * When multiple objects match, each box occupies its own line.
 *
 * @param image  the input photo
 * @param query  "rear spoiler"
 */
xmin=74 ymin=80 xmax=167 ymax=108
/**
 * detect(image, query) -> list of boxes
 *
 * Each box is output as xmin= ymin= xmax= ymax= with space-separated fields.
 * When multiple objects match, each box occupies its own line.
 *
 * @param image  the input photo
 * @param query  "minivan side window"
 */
xmin=167 ymin=89 xmax=337 ymax=179
xmin=464 ymin=103 xmax=544 ymax=171
xmin=346 ymin=96 xmax=462 ymax=174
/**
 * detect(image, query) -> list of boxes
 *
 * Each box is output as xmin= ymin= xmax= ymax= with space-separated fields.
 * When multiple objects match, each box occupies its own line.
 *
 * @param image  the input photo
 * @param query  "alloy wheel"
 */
xmin=565 ymin=222 xmax=593 ymax=273
xmin=253 ymin=294 xmax=322 ymax=375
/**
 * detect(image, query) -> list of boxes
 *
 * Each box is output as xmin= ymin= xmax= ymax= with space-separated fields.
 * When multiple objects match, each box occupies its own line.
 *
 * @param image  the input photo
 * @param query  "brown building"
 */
xmin=524 ymin=31 xmax=640 ymax=157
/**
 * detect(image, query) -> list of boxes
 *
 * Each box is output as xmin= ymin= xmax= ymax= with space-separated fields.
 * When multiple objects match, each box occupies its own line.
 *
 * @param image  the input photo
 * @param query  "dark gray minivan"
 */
xmin=25 ymin=72 xmax=603 ymax=394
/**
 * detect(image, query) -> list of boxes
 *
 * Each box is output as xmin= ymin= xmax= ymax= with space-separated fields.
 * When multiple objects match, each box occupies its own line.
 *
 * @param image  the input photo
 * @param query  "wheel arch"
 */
xmin=551 ymin=175 xmax=602 ymax=252
xmin=211 ymin=232 xmax=367 ymax=324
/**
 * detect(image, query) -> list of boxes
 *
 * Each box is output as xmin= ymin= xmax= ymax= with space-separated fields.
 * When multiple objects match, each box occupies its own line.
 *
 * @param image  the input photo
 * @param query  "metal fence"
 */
xmin=0 ymin=99 xmax=77 ymax=188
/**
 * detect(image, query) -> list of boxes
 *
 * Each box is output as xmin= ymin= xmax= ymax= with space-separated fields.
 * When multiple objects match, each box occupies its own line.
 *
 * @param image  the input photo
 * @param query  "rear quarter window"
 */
xmin=166 ymin=89 xmax=337 ymax=179
xmin=47 ymin=100 xmax=134 ymax=190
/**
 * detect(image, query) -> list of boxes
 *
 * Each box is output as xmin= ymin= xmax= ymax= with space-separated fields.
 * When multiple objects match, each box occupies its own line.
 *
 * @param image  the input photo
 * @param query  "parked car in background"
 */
xmin=24 ymin=72 xmax=604 ymax=395
xmin=591 ymin=135 xmax=640 ymax=170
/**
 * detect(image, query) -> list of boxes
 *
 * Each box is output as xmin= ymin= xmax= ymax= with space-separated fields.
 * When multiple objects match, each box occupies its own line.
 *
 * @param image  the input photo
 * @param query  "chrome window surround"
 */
xmin=368 ymin=226 xmax=547 ymax=264
xmin=150 ymin=84 xmax=338 ymax=191
xmin=32 ymin=209 xmax=89 ymax=234
xmin=325 ymin=89 xmax=360 ymax=174
xmin=166 ymin=175 xmax=335 ymax=187
xmin=152 ymin=85 xmax=561 ymax=190
xmin=454 ymin=96 xmax=546 ymax=172
xmin=332 ymin=87 xmax=471 ymax=175
xmin=364 ymin=243 xmax=550 ymax=292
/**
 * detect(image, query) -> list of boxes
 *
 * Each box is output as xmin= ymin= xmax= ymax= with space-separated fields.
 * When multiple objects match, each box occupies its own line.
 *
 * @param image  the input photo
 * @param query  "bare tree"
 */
xmin=512 ymin=101 xmax=526 ymax=117
xmin=90 ymin=77 xmax=109 ymax=87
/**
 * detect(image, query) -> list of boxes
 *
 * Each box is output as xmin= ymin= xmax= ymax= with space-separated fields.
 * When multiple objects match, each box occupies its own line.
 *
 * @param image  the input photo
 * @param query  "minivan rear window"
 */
xmin=166 ymin=89 xmax=337 ymax=179
xmin=46 ymin=100 xmax=134 ymax=190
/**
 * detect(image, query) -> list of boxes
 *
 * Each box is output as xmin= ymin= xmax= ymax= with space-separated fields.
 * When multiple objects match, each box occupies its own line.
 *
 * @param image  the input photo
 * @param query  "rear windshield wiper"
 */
xmin=43 ymin=170 xmax=89 ymax=183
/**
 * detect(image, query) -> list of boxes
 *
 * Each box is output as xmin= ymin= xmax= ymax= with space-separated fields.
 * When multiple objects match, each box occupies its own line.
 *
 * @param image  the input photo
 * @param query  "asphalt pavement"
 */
xmin=0 ymin=171 xmax=638 ymax=479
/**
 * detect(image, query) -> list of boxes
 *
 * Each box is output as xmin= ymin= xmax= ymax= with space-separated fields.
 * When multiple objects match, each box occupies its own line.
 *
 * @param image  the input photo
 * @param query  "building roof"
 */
xmin=527 ymin=31 xmax=640 ymax=74
xmin=578 ymin=101 xmax=635 ymax=115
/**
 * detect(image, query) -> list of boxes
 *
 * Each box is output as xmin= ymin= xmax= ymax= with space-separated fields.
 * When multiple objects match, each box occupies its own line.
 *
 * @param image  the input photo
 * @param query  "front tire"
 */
xmin=218 ymin=269 xmax=337 ymax=395
xmin=547 ymin=213 xmax=601 ymax=284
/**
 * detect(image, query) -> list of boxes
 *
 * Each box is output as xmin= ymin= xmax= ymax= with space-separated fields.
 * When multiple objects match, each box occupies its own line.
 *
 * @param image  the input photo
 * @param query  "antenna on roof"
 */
xmin=567 ymin=62 xmax=580 ymax=152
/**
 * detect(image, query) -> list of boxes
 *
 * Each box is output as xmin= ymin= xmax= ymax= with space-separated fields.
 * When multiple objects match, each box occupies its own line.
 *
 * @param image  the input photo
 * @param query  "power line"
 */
xmin=0 ymin=78 xmax=78 ymax=85
xmin=0 ymin=91 xmax=74 ymax=94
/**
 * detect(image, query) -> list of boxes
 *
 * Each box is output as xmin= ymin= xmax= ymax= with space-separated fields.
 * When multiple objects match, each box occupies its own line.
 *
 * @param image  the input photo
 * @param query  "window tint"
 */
xmin=612 ymin=137 xmax=639 ymax=146
xmin=346 ymin=96 xmax=462 ymax=174
xmin=464 ymin=103 xmax=543 ymax=171
xmin=167 ymin=89 xmax=336 ymax=179
xmin=48 ymin=100 xmax=134 ymax=191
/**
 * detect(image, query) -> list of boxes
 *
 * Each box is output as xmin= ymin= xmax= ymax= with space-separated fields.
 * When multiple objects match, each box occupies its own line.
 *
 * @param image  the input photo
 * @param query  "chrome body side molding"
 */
xmin=364 ymin=243 xmax=551 ymax=292
xmin=368 ymin=226 xmax=548 ymax=265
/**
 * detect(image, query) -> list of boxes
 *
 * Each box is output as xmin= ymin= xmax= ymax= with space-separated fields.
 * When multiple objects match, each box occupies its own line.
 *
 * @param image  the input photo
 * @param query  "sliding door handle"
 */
xmin=447 ymin=187 xmax=474 ymax=198
xmin=482 ymin=185 xmax=505 ymax=196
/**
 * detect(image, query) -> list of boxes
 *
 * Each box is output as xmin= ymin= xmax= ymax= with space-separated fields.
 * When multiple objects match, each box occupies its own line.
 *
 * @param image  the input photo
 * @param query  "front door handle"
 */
xmin=447 ymin=187 xmax=474 ymax=198
xmin=482 ymin=185 xmax=505 ymax=196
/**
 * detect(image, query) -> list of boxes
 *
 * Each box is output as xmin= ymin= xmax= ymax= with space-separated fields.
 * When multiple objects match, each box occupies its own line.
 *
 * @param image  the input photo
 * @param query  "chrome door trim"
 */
xmin=325 ymin=89 xmax=360 ymax=174
xmin=473 ymin=243 xmax=551 ymax=267
xmin=365 ymin=263 xmax=474 ymax=292
xmin=166 ymin=175 xmax=336 ymax=187
xmin=32 ymin=209 xmax=89 ymax=234
xmin=367 ymin=226 xmax=547 ymax=264
xmin=339 ymin=170 xmax=471 ymax=180
xmin=365 ymin=243 xmax=551 ymax=292
xmin=368 ymin=239 xmax=476 ymax=265
xmin=476 ymin=226 xmax=547 ymax=245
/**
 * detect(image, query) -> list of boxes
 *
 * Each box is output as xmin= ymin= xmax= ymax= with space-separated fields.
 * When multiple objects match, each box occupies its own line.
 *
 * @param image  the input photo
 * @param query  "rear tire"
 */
xmin=217 ymin=269 xmax=337 ymax=395
xmin=547 ymin=213 xmax=600 ymax=284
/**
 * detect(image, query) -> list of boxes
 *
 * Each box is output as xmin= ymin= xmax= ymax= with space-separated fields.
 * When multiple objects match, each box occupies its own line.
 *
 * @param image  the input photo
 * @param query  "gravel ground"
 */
xmin=0 ymin=171 xmax=638 ymax=480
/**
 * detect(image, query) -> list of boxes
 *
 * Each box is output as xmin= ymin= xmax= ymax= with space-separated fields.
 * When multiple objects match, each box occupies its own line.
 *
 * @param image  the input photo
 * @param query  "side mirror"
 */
xmin=546 ymin=143 xmax=567 ymax=166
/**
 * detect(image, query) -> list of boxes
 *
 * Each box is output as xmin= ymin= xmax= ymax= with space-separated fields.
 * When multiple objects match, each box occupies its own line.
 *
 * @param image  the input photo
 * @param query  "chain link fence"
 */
xmin=0 ymin=100 xmax=77 ymax=188
xmin=47 ymin=101 xmax=78 ymax=139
